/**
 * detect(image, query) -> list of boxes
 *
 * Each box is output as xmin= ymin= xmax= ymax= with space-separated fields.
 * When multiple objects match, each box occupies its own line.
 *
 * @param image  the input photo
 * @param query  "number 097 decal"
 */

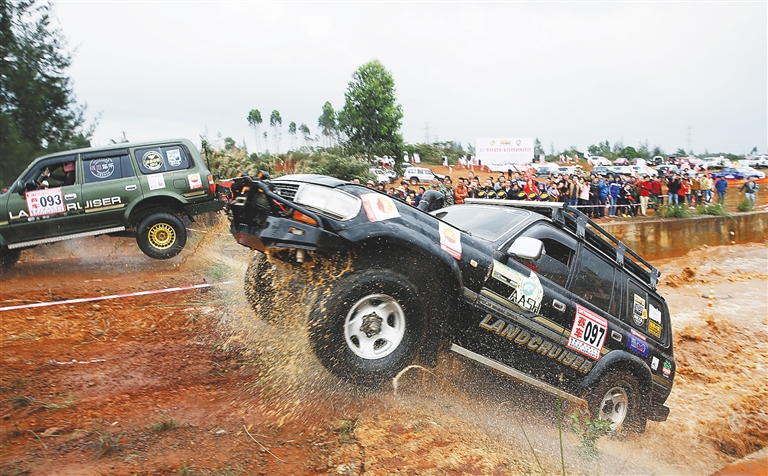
xmin=566 ymin=304 xmax=608 ymax=361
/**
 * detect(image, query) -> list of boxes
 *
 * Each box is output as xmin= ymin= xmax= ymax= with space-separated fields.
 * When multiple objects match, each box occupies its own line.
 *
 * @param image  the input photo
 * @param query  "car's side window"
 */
xmin=83 ymin=155 xmax=131 ymax=183
xmin=513 ymin=223 xmax=576 ymax=287
xmin=570 ymin=248 xmax=615 ymax=313
xmin=22 ymin=155 xmax=78 ymax=189
xmin=134 ymin=146 xmax=192 ymax=174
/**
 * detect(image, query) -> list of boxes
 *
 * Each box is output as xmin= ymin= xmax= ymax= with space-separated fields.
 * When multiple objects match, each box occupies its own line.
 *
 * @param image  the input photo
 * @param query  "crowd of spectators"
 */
xmin=363 ymin=167 xmax=757 ymax=217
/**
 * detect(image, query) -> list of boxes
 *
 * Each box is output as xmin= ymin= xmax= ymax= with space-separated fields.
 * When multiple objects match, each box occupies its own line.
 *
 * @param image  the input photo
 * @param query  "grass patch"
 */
xmin=93 ymin=427 xmax=123 ymax=458
xmin=737 ymin=199 xmax=755 ymax=212
xmin=331 ymin=418 xmax=358 ymax=443
xmin=149 ymin=415 xmax=179 ymax=433
xmin=8 ymin=393 xmax=76 ymax=410
xmin=570 ymin=412 xmax=612 ymax=461
xmin=698 ymin=203 xmax=731 ymax=216
xmin=656 ymin=205 xmax=692 ymax=218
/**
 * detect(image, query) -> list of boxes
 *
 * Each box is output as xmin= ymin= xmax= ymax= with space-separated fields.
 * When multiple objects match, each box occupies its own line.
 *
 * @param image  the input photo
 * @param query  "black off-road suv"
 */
xmin=1 ymin=139 xmax=225 ymax=267
xmin=226 ymin=173 xmax=675 ymax=433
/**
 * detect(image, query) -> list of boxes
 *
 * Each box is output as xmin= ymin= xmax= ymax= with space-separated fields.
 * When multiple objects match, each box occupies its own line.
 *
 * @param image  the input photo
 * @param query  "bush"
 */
xmin=308 ymin=152 xmax=371 ymax=182
xmin=737 ymin=199 xmax=754 ymax=212
xmin=698 ymin=204 xmax=731 ymax=216
xmin=657 ymin=205 xmax=692 ymax=218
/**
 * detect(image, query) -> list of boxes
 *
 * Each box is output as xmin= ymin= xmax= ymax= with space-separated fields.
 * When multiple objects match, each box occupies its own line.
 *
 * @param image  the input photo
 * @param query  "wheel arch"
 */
xmin=578 ymin=350 xmax=653 ymax=414
xmin=127 ymin=196 xmax=186 ymax=227
xmin=349 ymin=236 xmax=464 ymax=367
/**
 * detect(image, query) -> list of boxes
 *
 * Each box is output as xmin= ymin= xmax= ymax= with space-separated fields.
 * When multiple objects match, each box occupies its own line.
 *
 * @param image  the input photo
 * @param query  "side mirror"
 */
xmin=508 ymin=236 xmax=544 ymax=261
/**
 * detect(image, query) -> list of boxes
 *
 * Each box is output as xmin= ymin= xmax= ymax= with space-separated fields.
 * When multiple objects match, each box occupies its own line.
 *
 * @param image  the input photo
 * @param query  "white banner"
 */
xmin=476 ymin=138 xmax=534 ymax=171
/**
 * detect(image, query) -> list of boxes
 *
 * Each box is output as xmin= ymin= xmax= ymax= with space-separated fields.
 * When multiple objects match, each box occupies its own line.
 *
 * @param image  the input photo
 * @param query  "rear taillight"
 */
xmin=208 ymin=174 xmax=216 ymax=194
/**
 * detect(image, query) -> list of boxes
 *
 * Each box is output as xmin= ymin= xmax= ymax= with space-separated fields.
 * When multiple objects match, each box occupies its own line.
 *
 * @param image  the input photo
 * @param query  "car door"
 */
xmin=6 ymin=155 xmax=87 ymax=242
xmin=461 ymin=222 xmax=585 ymax=385
xmin=80 ymin=149 xmax=143 ymax=229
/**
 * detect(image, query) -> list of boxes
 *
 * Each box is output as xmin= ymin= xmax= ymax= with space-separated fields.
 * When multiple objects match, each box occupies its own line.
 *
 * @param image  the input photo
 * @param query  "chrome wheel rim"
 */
xmin=599 ymin=386 xmax=629 ymax=430
xmin=344 ymin=293 xmax=405 ymax=360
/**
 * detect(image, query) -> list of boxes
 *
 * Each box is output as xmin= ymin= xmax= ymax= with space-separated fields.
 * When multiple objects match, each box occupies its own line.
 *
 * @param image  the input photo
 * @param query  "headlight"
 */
xmin=293 ymin=184 xmax=361 ymax=220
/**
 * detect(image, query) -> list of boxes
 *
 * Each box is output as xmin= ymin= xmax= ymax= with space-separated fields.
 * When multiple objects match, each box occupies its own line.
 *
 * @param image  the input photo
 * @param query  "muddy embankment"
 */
xmin=0 ymin=214 xmax=766 ymax=475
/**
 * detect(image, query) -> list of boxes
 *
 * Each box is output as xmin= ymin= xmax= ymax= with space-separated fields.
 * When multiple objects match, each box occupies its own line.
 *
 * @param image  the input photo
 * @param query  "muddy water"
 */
xmin=216 ymin=240 xmax=767 ymax=475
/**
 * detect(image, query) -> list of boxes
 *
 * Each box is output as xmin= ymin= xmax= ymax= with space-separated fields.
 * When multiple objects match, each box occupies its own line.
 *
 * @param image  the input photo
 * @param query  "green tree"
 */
xmin=337 ymin=60 xmax=404 ymax=161
xmin=299 ymin=123 xmax=311 ymax=148
xmin=620 ymin=146 xmax=642 ymax=159
xmin=318 ymin=101 xmax=337 ymax=147
xmin=247 ymin=109 xmax=262 ymax=154
xmin=269 ymin=110 xmax=282 ymax=154
xmin=534 ymin=138 xmax=545 ymax=158
xmin=674 ymin=148 xmax=687 ymax=157
xmin=287 ymin=121 xmax=297 ymax=150
xmin=1 ymin=0 xmax=93 ymax=187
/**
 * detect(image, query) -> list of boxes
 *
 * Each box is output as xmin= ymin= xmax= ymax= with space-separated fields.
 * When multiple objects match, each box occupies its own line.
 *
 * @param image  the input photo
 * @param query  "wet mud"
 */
xmin=1 ymin=215 xmax=766 ymax=475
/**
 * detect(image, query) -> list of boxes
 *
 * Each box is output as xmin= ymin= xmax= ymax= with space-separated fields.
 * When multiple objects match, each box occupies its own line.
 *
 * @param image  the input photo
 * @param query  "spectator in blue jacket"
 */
xmin=715 ymin=176 xmax=728 ymax=205
xmin=598 ymin=176 xmax=609 ymax=218
xmin=608 ymin=176 xmax=622 ymax=217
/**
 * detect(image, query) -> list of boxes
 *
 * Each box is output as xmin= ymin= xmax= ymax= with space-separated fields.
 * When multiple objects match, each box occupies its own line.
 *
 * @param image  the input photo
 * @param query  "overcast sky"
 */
xmin=52 ymin=1 xmax=766 ymax=156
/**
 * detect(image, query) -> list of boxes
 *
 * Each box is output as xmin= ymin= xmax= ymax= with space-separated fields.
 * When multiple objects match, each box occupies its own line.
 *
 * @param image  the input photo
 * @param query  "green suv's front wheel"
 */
xmin=136 ymin=213 xmax=187 ymax=260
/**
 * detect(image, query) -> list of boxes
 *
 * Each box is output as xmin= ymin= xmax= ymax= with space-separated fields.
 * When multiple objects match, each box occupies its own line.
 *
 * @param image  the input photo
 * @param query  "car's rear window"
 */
xmin=433 ymin=206 xmax=527 ymax=241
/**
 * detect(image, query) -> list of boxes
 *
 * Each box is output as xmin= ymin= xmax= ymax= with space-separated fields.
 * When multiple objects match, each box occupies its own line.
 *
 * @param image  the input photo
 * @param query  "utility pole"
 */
xmin=423 ymin=122 xmax=431 ymax=144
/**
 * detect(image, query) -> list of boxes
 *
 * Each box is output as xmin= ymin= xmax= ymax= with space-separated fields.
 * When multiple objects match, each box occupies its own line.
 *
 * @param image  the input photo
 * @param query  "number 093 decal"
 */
xmin=566 ymin=304 xmax=608 ymax=361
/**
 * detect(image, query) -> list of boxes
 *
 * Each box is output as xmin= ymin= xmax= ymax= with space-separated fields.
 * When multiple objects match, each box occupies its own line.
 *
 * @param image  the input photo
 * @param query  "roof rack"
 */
xmin=464 ymin=199 xmax=660 ymax=289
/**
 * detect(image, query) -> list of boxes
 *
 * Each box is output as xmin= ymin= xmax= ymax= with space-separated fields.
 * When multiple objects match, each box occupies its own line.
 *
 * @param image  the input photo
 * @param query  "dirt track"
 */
xmin=1 ymin=218 xmax=766 ymax=475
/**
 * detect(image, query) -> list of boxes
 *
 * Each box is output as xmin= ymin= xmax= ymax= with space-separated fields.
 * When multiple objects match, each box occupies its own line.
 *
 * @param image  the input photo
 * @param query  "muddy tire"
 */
xmin=244 ymin=251 xmax=280 ymax=322
xmin=309 ymin=269 xmax=426 ymax=387
xmin=586 ymin=370 xmax=646 ymax=433
xmin=1 ymin=248 xmax=21 ymax=268
xmin=136 ymin=213 xmax=187 ymax=259
xmin=409 ymin=177 xmax=418 ymax=185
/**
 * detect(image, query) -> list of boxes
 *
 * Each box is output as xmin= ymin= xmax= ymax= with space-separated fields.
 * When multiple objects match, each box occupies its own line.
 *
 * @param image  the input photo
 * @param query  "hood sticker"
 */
xmin=361 ymin=194 xmax=400 ymax=222
xmin=439 ymin=222 xmax=462 ymax=260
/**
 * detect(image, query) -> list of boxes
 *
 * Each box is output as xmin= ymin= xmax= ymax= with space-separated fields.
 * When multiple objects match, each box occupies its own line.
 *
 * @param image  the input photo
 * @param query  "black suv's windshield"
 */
xmin=433 ymin=206 xmax=528 ymax=241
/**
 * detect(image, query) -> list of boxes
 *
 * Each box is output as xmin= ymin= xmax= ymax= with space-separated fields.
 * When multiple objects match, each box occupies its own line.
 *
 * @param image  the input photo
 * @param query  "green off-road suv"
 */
xmin=0 ymin=139 xmax=225 ymax=267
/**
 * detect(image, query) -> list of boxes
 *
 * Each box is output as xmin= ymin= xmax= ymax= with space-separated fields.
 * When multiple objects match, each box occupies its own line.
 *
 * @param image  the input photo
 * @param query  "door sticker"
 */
xmin=490 ymin=261 xmax=543 ymax=313
xmin=25 ymin=188 xmax=65 ymax=217
xmin=89 ymin=158 xmax=115 ymax=179
xmin=567 ymin=304 xmax=607 ymax=360
xmin=147 ymin=173 xmax=166 ymax=190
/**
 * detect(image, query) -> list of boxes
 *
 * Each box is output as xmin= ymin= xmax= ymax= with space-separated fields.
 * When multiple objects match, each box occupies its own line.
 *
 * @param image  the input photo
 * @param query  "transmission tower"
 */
xmin=687 ymin=125 xmax=692 ymax=153
xmin=423 ymin=122 xmax=431 ymax=144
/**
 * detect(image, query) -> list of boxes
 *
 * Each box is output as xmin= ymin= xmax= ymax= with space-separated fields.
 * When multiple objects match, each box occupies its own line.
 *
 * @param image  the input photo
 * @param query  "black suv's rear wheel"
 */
xmin=136 ymin=213 xmax=187 ymax=259
xmin=587 ymin=370 xmax=646 ymax=433
xmin=0 ymin=248 xmax=21 ymax=268
xmin=309 ymin=269 xmax=425 ymax=387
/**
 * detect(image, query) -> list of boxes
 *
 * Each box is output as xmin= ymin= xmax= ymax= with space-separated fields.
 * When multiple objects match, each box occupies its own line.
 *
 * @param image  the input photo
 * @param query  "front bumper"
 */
xmin=230 ymin=215 xmax=346 ymax=253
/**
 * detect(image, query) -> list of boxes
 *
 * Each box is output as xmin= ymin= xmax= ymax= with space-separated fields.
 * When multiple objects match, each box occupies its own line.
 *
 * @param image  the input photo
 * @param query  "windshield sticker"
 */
xmin=25 ymin=188 xmax=66 ymax=217
xmin=166 ymin=149 xmax=182 ymax=167
xmin=147 ymin=173 xmax=166 ymax=190
xmin=567 ymin=305 xmax=608 ymax=361
xmin=89 ymin=158 xmax=115 ymax=179
xmin=626 ymin=332 xmax=649 ymax=357
xmin=490 ymin=261 xmax=543 ymax=313
xmin=439 ymin=222 xmax=462 ymax=260
xmin=142 ymin=151 xmax=163 ymax=171
xmin=632 ymin=293 xmax=646 ymax=327
xmin=188 ymin=173 xmax=202 ymax=190
xmin=361 ymin=194 xmax=400 ymax=222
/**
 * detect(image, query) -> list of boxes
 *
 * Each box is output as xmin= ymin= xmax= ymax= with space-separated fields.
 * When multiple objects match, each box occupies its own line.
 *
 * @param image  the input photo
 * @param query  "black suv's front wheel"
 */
xmin=136 ymin=213 xmax=187 ymax=259
xmin=309 ymin=269 xmax=426 ymax=387
xmin=587 ymin=370 xmax=646 ymax=433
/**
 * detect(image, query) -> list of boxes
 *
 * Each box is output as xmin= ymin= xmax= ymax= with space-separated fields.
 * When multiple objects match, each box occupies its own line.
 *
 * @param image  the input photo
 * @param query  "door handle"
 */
xmin=64 ymin=193 xmax=77 ymax=200
xmin=125 ymin=185 xmax=137 ymax=191
xmin=552 ymin=299 xmax=566 ymax=312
